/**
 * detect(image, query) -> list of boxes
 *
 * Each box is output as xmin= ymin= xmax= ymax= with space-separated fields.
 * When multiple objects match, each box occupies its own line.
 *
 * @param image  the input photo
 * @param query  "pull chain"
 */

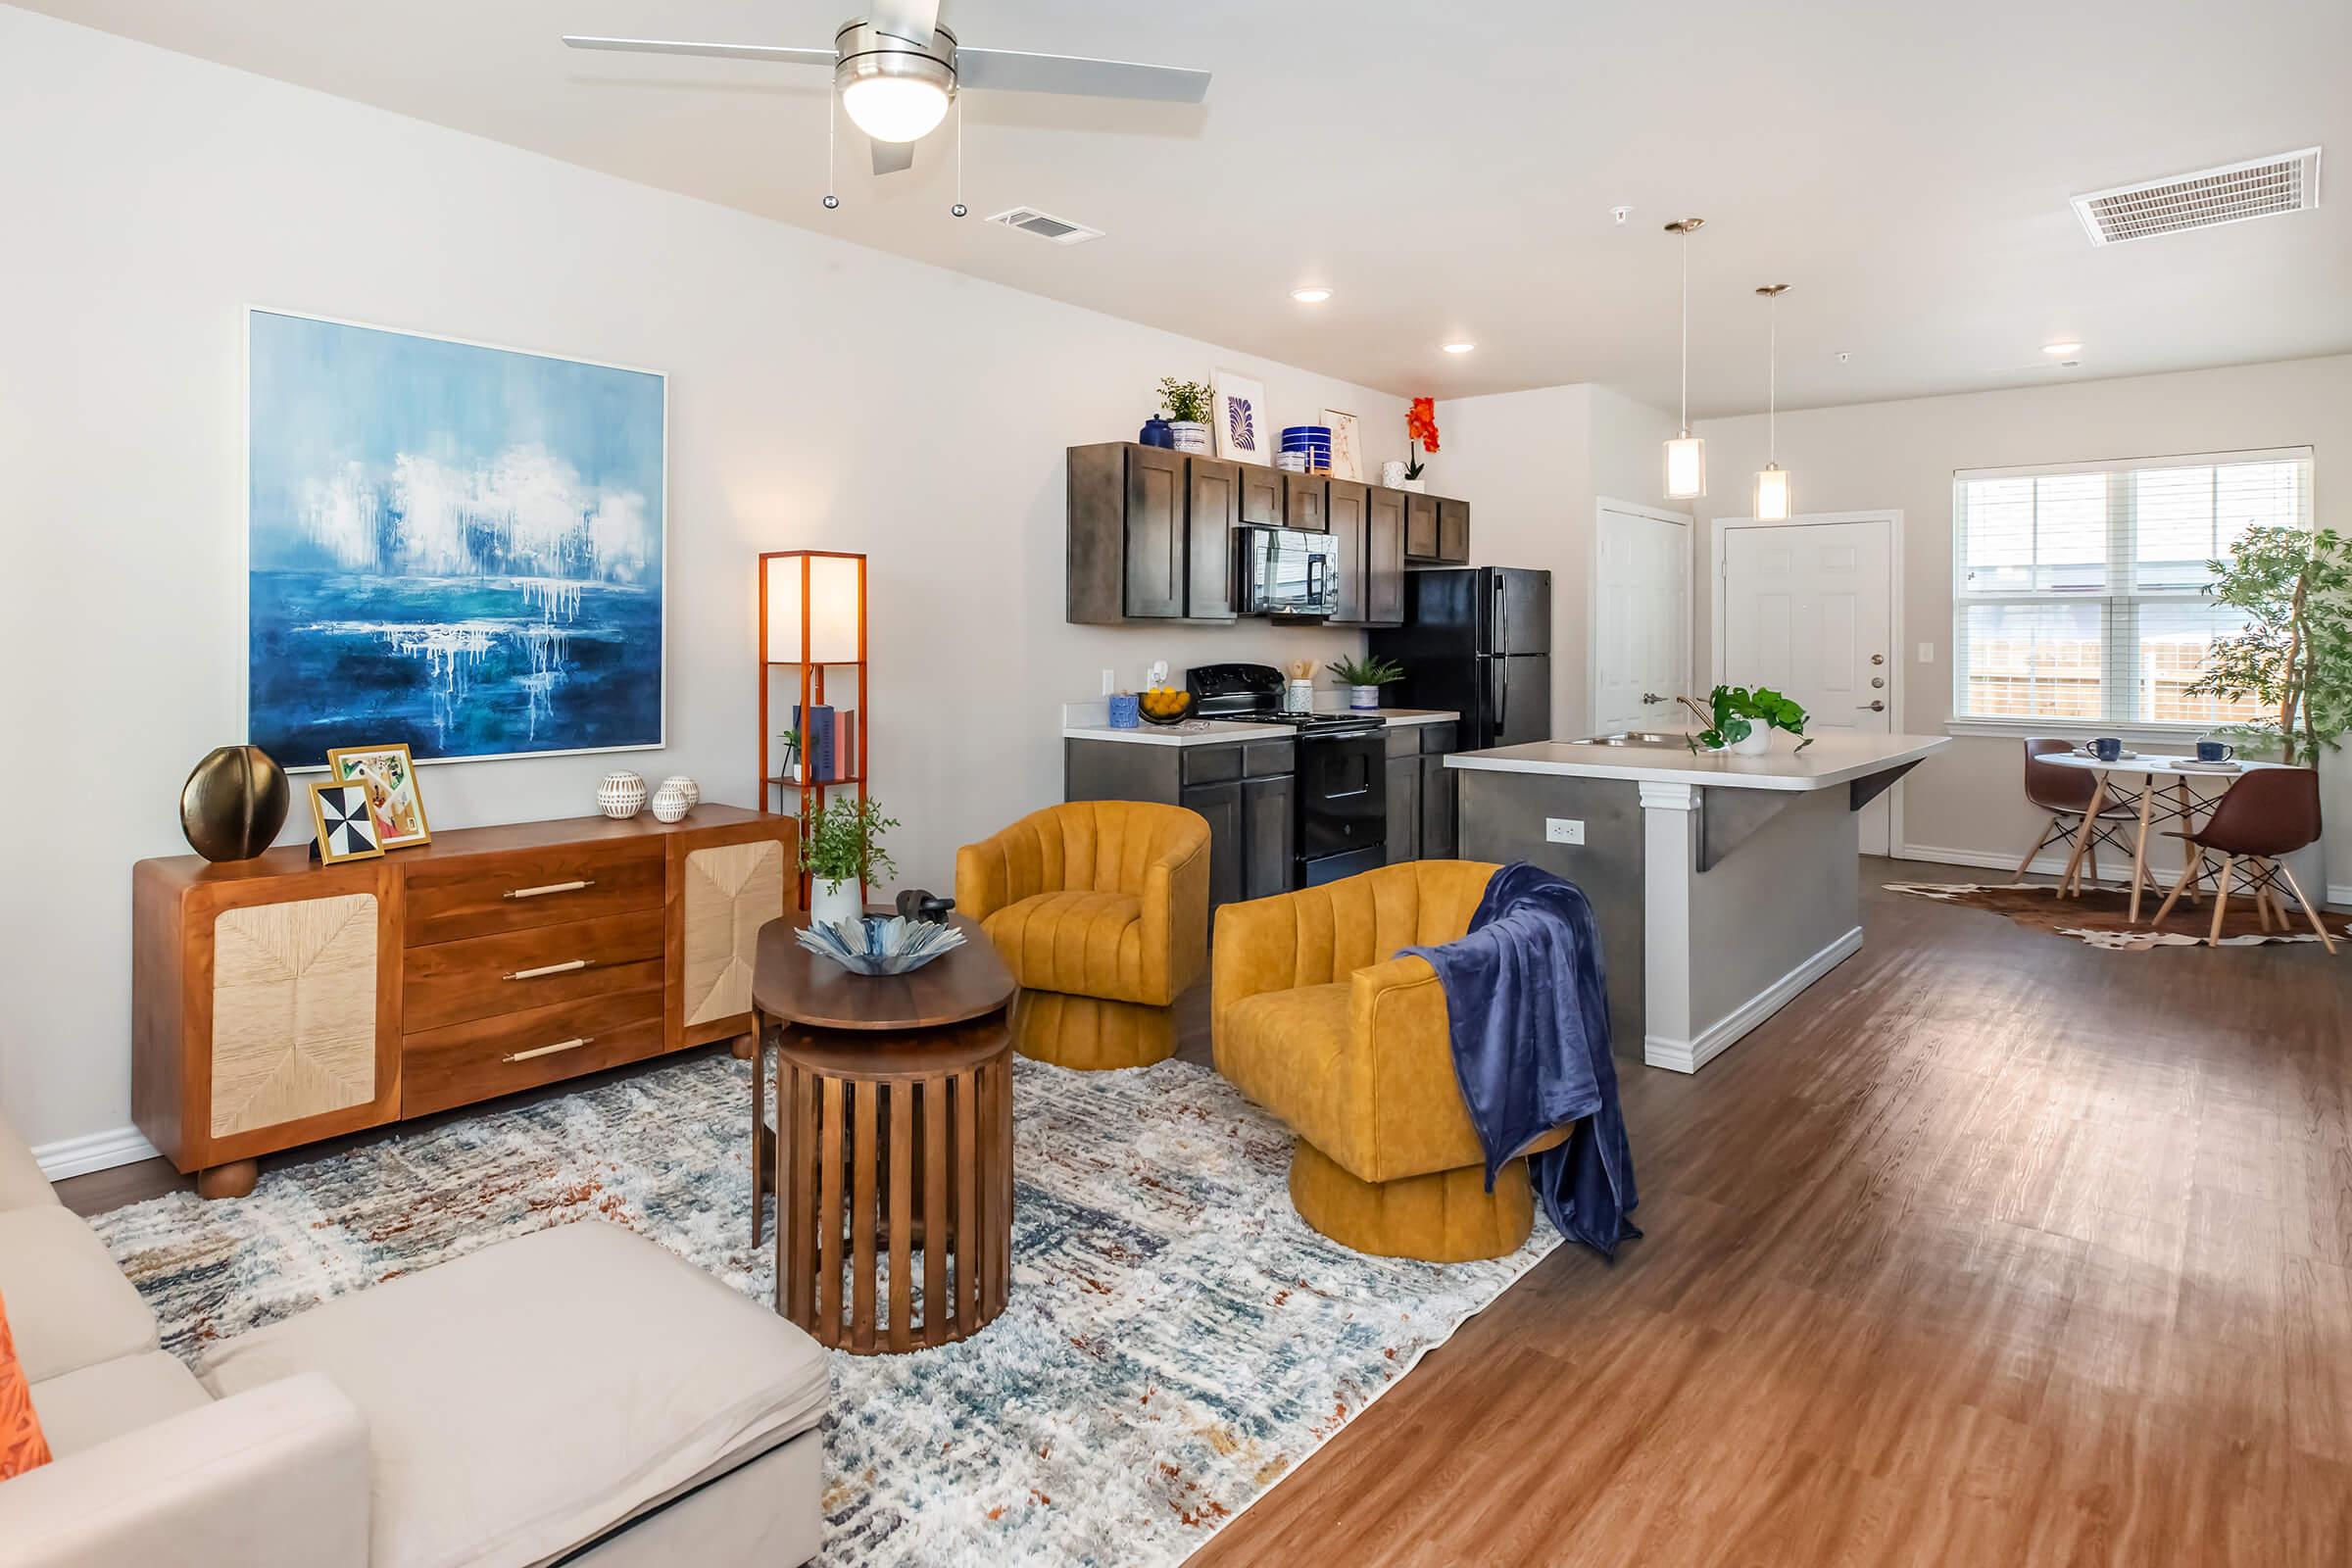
xmin=951 ymin=92 xmax=967 ymax=218
xmin=821 ymin=93 xmax=839 ymax=211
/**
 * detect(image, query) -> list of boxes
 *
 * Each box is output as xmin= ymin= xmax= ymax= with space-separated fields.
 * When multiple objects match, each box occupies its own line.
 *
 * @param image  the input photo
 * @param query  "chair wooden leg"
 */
xmin=2254 ymin=875 xmax=2275 ymax=931
xmin=2152 ymin=849 xmax=2201 ymax=928
xmin=2175 ymin=781 xmax=2202 ymax=903
xmin=2012 ymin=815 xmax=2063 ymax=884
xmin=2085 ymin=837 xmax=2101 ymax=890
xmin=2128 ymin=787 xmax=2156 ymax=922
xmin=2207 ymin=855 xmax=2235 ymax=947
xmin=2060 ymin=780 xmax=2108 ymax=897
xmin=750 ymin=1011 xmax=769 ymax=1247
xmin=2275 ymin=862 xmax=2339 ymax=955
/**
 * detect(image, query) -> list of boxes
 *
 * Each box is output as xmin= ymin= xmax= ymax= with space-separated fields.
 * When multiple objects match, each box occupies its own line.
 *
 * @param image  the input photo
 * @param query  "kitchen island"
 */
xmin=1449 ymin=731 xmax=1948 ymax=1072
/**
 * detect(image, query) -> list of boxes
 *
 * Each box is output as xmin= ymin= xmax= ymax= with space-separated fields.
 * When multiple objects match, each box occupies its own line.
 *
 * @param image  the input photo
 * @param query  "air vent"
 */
xmin=987 ymin=207 xmax=1104 ymax=245
xmin=2071 ymin=147 xmax=2321 ymax=246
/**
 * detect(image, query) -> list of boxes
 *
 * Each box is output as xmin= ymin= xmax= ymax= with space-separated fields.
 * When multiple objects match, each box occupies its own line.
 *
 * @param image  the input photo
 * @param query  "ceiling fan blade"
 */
xmin=956 ymin=48 xmax=1209 ymax=103
xmin=871 ymin=139 xmax=916 ymax=176
xmin=867 ymin=0 xmax=942 ymax=47
xmin=561 ymin=35 xmax=837 ymax=68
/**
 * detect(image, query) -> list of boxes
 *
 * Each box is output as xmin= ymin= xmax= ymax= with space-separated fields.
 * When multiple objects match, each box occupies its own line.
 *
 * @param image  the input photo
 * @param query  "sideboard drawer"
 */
xmin=401 ymin=983 xmax=666 ymax=1116
xmin=400 ymin=908 xmax=666 ymax=1034
xmin=404 ymin=842 xmax=664 ymax=947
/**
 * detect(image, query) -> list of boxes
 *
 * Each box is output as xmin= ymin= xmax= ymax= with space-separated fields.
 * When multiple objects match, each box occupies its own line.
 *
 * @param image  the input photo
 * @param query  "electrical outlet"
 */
xmin=1917 ymin=642 xmax=1935 ymax=663
xmin=1545 ymin=817 xmax=1586 ymax=846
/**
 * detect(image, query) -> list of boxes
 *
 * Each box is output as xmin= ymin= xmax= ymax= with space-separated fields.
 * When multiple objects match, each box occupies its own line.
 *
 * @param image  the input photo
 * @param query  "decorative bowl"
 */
xmin=1137 ymin=688 xmax=1195 ymax=725
xmin=795 ymin=913 xmax=967 ymax=975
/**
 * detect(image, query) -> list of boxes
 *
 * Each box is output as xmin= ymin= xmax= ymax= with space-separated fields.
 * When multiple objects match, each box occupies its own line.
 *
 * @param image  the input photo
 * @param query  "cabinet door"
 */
xmin=1284 ymin=473 xmax=1328 ymax=532
xmin=1404 ymin=492 xmax=1441 ymax=561
xmin=1327 ymin=480 xmax=1368 ymax=621
xmin=679 ymin=837 xmax=788 ymax=1037
xmin=1182 ymin=780 xmax=1245 ymax=910
xmin=1419 ymin=755 xmax=1457 ymax=860
xmin=1437 ymin=498 xmax=1471 ymax=564
xmin=1122 ymin=446 xmax=1187 ymax=618
xmin=1241 ymin=773 xmax=1295 ymax=901
xmin=1366 ymin=487 xmax=1407 ymax=625
xmin=1186 ymin=457 xmax=1240 ymax=620
xmin=1238 ymin=466 xmax=1284 ymax=527
xmin=1384 ymin=756 xmax=1421 ymax=864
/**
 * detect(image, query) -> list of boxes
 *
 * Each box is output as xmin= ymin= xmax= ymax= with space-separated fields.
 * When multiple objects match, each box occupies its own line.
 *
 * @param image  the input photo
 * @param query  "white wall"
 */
xmin=1435 ymin=384 xmax=1681 ymax=739
xmin=1690 ymin=355 xmax=2352 ymax=886
xmin=0 ymin=9 xmax=1407 ymax=1156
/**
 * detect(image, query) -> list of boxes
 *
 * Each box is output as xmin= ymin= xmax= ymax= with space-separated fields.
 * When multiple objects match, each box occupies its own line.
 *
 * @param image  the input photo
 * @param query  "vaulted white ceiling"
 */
xmin=25 ymin=0 xmax=2350 ymax=415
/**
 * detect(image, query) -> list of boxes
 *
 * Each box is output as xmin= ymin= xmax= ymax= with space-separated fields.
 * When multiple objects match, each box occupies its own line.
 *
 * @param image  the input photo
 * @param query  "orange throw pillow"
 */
xmin=1 ymin=1287 xmax=53 ymax=1480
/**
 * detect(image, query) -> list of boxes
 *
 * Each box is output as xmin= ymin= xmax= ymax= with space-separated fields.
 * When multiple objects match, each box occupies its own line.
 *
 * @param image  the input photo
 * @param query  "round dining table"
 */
xmin=2039 ymin=751 xmax=2293 ymax=923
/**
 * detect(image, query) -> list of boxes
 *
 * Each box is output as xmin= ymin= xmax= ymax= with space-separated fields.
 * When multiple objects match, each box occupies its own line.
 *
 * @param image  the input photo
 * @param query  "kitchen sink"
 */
xmin=1571 ymin=731 xmax=1691 ymax=749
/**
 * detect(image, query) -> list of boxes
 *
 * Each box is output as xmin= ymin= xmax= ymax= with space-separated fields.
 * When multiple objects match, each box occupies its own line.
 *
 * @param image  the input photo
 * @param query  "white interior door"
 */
xmin=1720 ymin=517 xmax=1896 ymax=854
xmin=1593 ymin=505 xmax=1690 ymax=734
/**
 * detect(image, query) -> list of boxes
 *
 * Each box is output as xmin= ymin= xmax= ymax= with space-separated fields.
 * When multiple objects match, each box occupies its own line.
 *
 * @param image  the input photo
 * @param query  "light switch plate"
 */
xmin=1917 ymin=642 xmax=1935 ymax=663
xmin=1101 ymin=667 xmax=1116 ymax=696
xmin=1545 ymin=817 xmax=1586 ymax=846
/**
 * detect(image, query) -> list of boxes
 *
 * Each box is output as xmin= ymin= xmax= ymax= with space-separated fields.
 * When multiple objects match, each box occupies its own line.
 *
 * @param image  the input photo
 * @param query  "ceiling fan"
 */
xmin=563 ymin=0 xmax=1209 ymax=183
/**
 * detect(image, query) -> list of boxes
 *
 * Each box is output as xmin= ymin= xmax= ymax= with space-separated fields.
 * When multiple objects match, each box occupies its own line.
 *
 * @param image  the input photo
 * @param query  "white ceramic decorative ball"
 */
xmin=651 ymin=780 xmax=692 ymax=822
xmin=659 ymin=775 xmax=701 ymax=808
xmin=597 ymin=771 xmax=648 ymax=819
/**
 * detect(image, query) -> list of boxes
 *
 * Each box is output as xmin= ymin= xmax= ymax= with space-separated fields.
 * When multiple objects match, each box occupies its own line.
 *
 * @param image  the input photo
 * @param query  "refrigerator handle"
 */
xmin=1492 ymin=659 xmax=1507 ymax=742
xmin=1492 ymin=573 xmax=1507 ymax=655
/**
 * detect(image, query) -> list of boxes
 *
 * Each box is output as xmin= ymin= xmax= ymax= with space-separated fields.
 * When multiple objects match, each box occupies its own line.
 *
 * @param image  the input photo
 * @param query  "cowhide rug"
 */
xmin=1886 ymin=881 xmax=2349 ymax=951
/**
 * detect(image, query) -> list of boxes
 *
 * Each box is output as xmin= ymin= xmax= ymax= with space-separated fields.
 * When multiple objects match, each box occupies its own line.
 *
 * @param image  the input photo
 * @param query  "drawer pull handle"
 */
xmin=505 ymin=958 xmax=595 ymax=981
xmin=505 ymin=879 xmax=595 ymax=901
xmin=502 ymin=1036 xmax=594 ymax=1063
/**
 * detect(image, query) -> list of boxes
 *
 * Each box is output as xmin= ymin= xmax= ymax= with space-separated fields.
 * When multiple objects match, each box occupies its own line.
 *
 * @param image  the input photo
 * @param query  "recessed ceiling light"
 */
xmin=2043 ymin=341 xmax=2083 ymax=356
xmin=1441 ymin=341 xmax=1476 ymax=354
xmin=1290 ymin=286 xmax=1333 ymax=304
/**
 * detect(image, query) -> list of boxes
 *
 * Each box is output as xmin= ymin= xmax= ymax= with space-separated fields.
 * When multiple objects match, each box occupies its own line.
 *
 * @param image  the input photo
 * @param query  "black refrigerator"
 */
xmin=1368 ymin=567 xmax=1551 ymax=751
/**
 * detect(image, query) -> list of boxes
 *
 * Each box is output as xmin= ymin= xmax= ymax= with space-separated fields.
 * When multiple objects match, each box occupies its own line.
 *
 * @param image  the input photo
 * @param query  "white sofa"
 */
xmin=0 ymin=1111 xmax=827 ymax=1567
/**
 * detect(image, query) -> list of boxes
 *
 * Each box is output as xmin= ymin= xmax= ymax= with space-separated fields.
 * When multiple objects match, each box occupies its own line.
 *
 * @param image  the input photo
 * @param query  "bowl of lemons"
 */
xmin=1137 ymin=684 xmax=1196 ymax=725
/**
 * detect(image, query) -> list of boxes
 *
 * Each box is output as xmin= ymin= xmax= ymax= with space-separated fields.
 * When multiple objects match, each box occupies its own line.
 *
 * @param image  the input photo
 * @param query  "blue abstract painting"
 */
xmin=247 ymin=311 xmax=664 ymax=768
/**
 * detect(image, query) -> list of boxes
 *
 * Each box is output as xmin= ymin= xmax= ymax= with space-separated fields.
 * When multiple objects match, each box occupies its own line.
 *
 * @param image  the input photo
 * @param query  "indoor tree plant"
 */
xmin=1679 ymin=684 xmax=1808 ymax=756
xmin=1157 ymin=377 xmax=1213 ymax=456
xmin=1328 ymin=653 xmax=1406 ymax=711
xmin=2184 ymin=523 xmax=2352 ymax=764
xmin=802 ymin=797 xmax=900 ymax=929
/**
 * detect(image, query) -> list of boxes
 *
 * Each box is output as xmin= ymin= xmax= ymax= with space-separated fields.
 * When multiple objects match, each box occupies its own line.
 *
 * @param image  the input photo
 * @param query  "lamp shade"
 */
xmin=765 ymin=554 xmax=862 ymax=664
xmin=1665 ymin=435 xmax=1705 ymax=501
xmin=841 ymin=75 xmax=950 ymax=142
xmin=1755 ymin=463 xmax=1791 ymax=521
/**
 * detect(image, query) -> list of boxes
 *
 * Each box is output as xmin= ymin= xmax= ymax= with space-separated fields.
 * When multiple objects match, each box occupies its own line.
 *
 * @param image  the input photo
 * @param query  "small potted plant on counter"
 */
xmin=1327 ymin=654 xmax=1407 ymax=711
xmin=802 ymin=797 xmax=900 ymax=930
xmin=1680 ymin=685 xmax=1808 ymax=756
xmin=1158 ymin=377 xmax=1214 ymax=455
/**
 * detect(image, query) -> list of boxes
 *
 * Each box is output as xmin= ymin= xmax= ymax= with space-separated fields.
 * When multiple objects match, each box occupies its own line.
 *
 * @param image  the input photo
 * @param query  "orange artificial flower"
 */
xmin=1406 ymin=397 xmax=1440 ymax=454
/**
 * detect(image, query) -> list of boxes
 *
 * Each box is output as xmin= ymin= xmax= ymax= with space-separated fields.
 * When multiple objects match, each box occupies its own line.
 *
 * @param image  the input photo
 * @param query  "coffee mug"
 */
xmin=2196 ymin=738 xmax=2235 ymax=762
xmin=2088 ymin=737 xmax=2124 ymax=762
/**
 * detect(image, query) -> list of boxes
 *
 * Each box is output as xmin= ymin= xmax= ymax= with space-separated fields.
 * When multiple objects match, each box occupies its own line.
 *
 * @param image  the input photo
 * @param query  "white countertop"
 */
xmin=1446 ymin=731 xmax=1950 ymax=791
xmin=1061 ymin=705 xmax=1459 ymax=748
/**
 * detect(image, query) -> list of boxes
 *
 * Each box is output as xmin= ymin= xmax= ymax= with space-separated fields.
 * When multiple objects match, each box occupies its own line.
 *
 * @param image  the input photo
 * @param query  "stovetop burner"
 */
xmin=1185 ymin=662 xmax=1382 ymax=736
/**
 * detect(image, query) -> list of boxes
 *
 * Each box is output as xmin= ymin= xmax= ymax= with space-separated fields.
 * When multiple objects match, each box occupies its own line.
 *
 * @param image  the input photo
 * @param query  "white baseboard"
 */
xmin=2333 ymin=885 xmax=2352 ymax=909
xmin=1645 ymin=924 xmax=1863 ymax=1074
xmin=32 ymin=1125 xmax=161 ymax=1181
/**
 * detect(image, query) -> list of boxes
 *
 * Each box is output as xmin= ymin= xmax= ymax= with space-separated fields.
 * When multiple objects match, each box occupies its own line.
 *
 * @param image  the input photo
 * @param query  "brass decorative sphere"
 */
xmin=180 ymin=745 xmax=290 ymax=861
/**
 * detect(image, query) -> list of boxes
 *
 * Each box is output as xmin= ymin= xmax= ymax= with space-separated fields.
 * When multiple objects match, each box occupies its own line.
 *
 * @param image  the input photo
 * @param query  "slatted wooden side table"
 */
xmin=750 ymin=911 xmax=1017 ymax=1353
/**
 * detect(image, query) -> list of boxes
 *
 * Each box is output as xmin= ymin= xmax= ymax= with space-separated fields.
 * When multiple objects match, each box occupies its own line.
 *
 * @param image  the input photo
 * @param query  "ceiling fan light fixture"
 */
xmin=841 ymin=74 xmax=951 ymax=142
xmin=834 ymin=21 xmax=956 ymax=142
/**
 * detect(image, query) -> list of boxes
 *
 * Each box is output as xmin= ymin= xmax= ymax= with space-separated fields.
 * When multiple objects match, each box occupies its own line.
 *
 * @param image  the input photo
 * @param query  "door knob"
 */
xmin=1871 ymin=676 xmax=1885 ymax=689
xmin=1857 ymin=700 xmax=1886 ymax=711
xmin=1870 ymin=654 xmax=1885 ymax=665
xmin=1641 ymin=692 xmax=1663 ymax=705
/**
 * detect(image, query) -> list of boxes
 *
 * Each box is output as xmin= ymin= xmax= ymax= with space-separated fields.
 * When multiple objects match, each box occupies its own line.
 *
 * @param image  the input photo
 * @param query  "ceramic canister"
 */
xmin=597 ymin=771 xmax=648 ymax=818
xmin=651 ymin=780 xmax=692 ymax=822
xmin=660 ymin=775 xmax=701 ymax=808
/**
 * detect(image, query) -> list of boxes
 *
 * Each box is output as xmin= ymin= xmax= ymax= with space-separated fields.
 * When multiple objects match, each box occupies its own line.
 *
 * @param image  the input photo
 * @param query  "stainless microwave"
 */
xmin=1235 ymin=525 xmax=1338 ymax=618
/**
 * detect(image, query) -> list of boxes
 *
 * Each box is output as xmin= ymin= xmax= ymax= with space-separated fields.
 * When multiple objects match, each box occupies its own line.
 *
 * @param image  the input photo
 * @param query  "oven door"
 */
xmin=1294 ymin=728 xmax=1386 ymax=865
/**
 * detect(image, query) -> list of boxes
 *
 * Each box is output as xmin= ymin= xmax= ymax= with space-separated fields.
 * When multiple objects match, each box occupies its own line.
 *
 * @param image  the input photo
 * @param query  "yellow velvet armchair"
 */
xmin=1212 ymin=859 xmax=1572 ymax=1262
xmin=956 ymin=802 xmax=1210 ymax=1062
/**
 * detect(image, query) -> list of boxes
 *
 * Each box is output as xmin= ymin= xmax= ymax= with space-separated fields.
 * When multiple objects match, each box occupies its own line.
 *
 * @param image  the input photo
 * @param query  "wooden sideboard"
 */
xmin=133 ymin=806 xmax=797 ymax=1198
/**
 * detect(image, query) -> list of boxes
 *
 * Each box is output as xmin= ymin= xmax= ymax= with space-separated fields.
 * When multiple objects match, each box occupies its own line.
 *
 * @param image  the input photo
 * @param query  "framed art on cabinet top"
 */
xmin=324 ymin=743 xmax=431 ymax=849
xmin=1212 ymin=370 xmax=1269 ymax=465
xmin=306 ymin=780 xmax=385 ymax=864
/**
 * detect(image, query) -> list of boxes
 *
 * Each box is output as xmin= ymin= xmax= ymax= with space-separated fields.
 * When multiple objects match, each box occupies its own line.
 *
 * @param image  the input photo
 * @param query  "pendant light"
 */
xmin=1663 ymin=219 xmax=1705 ymax=500
xmin=1754 ymin=283 xmax=1791 ymax=520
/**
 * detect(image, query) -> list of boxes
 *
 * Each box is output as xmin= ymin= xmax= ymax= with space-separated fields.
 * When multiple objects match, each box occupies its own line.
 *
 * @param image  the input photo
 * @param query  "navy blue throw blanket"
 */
xmin=1404 ymin=862 xmax=1640 ymax=1257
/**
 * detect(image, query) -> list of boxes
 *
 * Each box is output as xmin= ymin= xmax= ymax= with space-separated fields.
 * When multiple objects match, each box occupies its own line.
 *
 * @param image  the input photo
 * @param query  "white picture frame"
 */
xmin=1322 ymin=409 xmax=1362 ymax=481
xmin=1212 ymin=370 xmax=1269 ymax=466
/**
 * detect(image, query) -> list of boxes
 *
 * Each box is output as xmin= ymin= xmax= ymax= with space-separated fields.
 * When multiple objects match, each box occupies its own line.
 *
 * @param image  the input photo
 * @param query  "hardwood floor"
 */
xmin=57 ymin=859 xmax=2352 ymax=1563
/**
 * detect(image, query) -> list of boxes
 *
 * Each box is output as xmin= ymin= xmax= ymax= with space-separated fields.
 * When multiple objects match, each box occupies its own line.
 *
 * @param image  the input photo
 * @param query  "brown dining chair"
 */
xmin=2149 ymin=766 xmax=2334 ymax=951
xmin=2011 ymin=738 xmax=2148 ymax=890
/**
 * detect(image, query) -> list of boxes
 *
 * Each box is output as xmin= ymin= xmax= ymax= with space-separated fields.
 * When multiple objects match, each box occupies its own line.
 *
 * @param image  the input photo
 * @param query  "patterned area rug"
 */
xmin=88 ymin=1054 xmax=1556 ymax=1566
xmin=1886 ymin=881 xmax=2349 ymax=951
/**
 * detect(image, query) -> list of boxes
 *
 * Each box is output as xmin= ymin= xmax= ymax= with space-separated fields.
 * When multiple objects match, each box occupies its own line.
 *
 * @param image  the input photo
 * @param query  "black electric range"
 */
xmin=1188 ymin=663 xmax=1388 ymax=885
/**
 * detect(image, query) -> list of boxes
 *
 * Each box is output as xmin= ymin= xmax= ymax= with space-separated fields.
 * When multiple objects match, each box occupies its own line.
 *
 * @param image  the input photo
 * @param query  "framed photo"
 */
xmin=1322 ymin=409 xmax=1363 ymax=481
xmin=247 ymin=309 xmax=666 ymax=770
xmin=325 ymin=743 xmax=432 ymax=850
xmin=307 ymin=780 xmax=386 ymax=864
xmin=1212 ymin=370 xmax=1269 ymax=465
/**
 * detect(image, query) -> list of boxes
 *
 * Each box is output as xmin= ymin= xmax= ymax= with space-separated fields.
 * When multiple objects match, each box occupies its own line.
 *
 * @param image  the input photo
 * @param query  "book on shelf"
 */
xmin=790 ymin=704 xmax=834 ymax=783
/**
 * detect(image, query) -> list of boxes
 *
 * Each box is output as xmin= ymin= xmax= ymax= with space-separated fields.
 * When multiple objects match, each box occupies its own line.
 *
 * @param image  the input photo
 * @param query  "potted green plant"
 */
xmin=802 ymin=798 xmax=900 ymax=929
xmin=1157 ymin=377 xmax=1213 ymax=456
xmin=2184 ymin=524 xmax=2352 ymax=764
xmin=1679 ymin=685 xmax=1808 ymax=756
xmin=1327 ymin=654 xmax=1406 ymax=711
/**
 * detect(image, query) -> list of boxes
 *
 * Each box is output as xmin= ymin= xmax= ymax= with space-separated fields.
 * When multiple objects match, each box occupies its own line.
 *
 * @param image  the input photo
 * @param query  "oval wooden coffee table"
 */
xmin=750 ymin=911 xmax=1016 ymax=1353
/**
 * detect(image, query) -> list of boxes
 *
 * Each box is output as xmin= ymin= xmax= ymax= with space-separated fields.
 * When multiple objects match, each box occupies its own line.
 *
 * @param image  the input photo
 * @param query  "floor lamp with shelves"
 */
xmin=758 ymin=550 xmax=868 ymax=906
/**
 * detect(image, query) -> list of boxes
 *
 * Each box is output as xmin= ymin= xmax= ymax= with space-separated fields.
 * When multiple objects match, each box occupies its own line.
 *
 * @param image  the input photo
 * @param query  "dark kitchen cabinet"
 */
xmin=1420 ymin=755 xmax=1457 ymax=858
xmin=1327 ymin=479 xmax=1368 ymax=621
xmin=1180 ymin=780 xmax=1245 ymax=909
xmin=1238 ymin=466 xmax=1284 ymax=527
xmin=1066 ymin=733 xmax=1296 ymax=915
xmin=1403 ymin=491 xmax=1440 ymax=561
xmin=1067 ymin=443 xmax=1240 ymax=624
xmin=1241 ymin=773 xmax=1296 ymax=901
xmin=1283 ymin=472 xmax=1328 ymax=533
xmin=1118 ymin=445 xmax=1186 ymax=618
xmin=1186 ymin=458 xmax=1240 ymax=620
xmin=1384 ymin=756 xmax=1421 ymax=866
xmin=1365 ymin=486 xmax=1406 ymax=625
xmin=1437 ymin=498 xmax=1471 ymax=564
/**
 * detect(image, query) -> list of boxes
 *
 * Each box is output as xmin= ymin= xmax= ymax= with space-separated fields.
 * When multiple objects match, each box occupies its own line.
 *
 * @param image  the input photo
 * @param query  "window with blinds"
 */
xmin=1951 ymin=448 xmax=2314 ymax=727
